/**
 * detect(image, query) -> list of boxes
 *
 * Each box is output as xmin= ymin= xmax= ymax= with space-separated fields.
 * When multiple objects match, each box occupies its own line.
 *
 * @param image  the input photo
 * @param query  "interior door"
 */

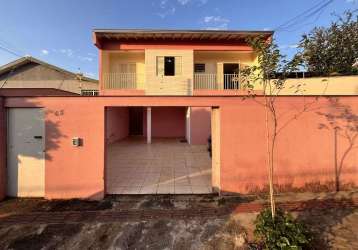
xmin=129 ymin=107 xmax=143 ymax=135
xmin=223 ymin=63 xmax=239 ymax=89
xmin=7 ymin=108 xmax=45 ymax=197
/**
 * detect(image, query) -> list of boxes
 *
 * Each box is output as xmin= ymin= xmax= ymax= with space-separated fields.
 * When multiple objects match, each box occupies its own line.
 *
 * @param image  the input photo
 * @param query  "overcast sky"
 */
xmin=0 ymin=0 xmax=357 ymax=79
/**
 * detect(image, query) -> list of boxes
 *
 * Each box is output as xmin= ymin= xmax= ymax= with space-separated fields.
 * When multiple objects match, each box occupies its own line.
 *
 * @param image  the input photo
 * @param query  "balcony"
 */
xmin=193 ymin=73 xmax=242 ymax=90
xmin=100 ymin=50 xmax=254 ymax=95
xmin=103 ymin=73 xmax=242 ymax=90
xmin=101 ymin=72 xmax=246 ymax=96
xmin=103 ymin=73 xmax=144 ymax=89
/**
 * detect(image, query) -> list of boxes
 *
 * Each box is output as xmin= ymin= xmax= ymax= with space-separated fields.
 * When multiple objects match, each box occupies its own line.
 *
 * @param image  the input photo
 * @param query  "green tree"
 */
xmin=299 ymin=10 xmax=358 ymax=75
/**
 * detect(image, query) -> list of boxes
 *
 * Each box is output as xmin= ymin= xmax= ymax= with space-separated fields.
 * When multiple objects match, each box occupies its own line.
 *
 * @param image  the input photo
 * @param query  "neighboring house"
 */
xmin=0 ymin=29 xmax=357 ymax=201
xmin=0 ymin=56 xmax=98 ymax=96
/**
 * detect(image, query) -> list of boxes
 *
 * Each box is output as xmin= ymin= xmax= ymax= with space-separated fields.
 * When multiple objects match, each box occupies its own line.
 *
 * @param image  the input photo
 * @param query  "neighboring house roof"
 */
xmin=93 ymin=29 xmax=273 ymax=47
xmin=0 ymin=56 xmax=98 ymax=95
xmin=0 ymin=88 xmax=79 ymax=97
xmin=0 ymin=56 xmax=97 ymax=83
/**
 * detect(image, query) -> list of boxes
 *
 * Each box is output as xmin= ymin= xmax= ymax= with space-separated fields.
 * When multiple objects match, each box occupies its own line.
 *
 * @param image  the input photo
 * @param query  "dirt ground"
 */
xmin=0 ymin=192 xmax=357 ymax=250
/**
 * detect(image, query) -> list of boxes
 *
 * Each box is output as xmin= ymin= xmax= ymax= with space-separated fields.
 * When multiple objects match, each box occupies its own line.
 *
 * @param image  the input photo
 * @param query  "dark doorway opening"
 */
xmin=129 ymin=107 xmax=143 ymax=135
xmin=223 ymin=63 xmax=239 ymax=89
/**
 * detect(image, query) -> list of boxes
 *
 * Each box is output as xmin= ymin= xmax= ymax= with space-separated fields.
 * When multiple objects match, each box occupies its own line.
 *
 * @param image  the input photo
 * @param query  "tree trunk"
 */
xmin=264 ymin=81 xmax=275 ymax=219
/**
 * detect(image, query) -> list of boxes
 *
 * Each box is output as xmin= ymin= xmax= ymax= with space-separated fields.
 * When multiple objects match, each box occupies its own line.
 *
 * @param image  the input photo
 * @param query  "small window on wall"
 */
xmin=164 ymin=57 xmax=175 ymax=76
xmin=194 ymin=63 xmax=205 ymax=73
xmin=157 ymin=56 xmax=182 ymax=76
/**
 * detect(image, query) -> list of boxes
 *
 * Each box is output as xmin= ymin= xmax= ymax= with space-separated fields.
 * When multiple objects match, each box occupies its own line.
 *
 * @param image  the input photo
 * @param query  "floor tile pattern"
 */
xmin=106 ymin=138 xmax=212 ymax=194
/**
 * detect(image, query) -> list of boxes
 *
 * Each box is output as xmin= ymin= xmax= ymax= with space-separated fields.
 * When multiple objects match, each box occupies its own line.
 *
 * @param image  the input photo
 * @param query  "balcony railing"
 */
xmin=223 ymin=74 xmax=241 ymax=89
xmin=194 ymin=74 xmax=217 ymax=89
xmin=194 ymin=73 xmax=242 ymax=90
xmin=81 ymin=89 xmax=99 ymax=96
xmin=103 ymin=73 xmax=143 ymax=89
xmin=103 ymin=72 xmax=242 ymax=91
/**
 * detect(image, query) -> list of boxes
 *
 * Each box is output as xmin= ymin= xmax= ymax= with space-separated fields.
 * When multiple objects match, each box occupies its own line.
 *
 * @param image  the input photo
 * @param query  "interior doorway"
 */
xmin=129 ymin=107 xmax=143 ymax=135
xmin=223 ymin=63 xmax=239 ymax=89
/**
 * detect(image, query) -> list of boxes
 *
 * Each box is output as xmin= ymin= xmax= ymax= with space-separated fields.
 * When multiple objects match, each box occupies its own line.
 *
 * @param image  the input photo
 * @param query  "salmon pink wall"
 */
xmin=43 ymin=100 xmax=105 ymax=199
xmin=106 ymin=107 xmax=129 ymax=144
xmin=220 ymin=96 xmax=358 ymax=194
xmin=0 ymin=97 xmax=6 ymax=200
xmin=143 ymin=107 xmax=186 ymax=138
xmin=5 ymin=98 xmax=106 ymax=200
xmin=190 ymin=107 xmax=211 ymax=145
xmin=3 ymin=96 xmax=358 ymax=199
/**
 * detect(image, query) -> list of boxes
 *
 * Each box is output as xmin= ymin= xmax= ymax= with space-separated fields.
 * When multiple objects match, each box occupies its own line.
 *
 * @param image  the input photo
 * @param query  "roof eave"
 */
xmin=92 ymin=28 xmax=274 ymax=35
xmin=92 ymin=29 xmax=274 ymax=48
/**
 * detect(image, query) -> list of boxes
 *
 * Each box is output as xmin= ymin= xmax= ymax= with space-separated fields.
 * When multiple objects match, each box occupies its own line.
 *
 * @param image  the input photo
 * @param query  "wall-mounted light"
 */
xmin=72 ymin=137 xmax=83 ymax=147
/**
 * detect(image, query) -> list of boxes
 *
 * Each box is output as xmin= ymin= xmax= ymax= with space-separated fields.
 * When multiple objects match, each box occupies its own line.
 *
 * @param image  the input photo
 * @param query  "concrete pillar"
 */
xmin=211 ymin=107 xmax=221 ymax=194
xmin=185 ymin=107 xmax=191 ymax=144
xmin=217 ymin=62 xmax=224 ymax=90
xmin=147 ymin=107 xmax=151 ymax=144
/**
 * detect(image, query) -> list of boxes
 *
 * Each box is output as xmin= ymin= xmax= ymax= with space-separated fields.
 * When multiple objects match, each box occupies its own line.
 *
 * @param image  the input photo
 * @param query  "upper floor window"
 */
xmin=157 ymin=56 xmax=182 ymax=76
xmin=164 ymin=57 xmax=175 ymax=76
xmin=194 ymin=63 xmax=205 ymax=73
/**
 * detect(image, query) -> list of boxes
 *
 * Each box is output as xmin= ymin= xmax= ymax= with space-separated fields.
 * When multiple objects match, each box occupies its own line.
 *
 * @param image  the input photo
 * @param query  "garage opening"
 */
xmin=105 ymin=106 xmax=215 ymax=195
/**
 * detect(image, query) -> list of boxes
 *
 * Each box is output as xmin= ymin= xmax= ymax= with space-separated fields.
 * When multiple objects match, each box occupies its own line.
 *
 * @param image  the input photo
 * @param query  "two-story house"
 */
xmin=94 ymin=29 xmax=270 ymax=144
xmin=2 ymin=29 xmax=355 ymax=200
xmin=91 ymin=29 xmax=271 ymax=194
xmin=94 ymin=29 xmax=269 ymax=96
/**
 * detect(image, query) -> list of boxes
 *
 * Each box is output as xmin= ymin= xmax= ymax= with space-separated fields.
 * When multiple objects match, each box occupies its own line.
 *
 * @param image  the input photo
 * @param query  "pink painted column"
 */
xmin=190 ymin=107 xmax=211 ymax=145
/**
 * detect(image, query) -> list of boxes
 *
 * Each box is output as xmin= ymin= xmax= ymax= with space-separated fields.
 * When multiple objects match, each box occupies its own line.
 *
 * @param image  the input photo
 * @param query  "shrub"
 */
xmin=254 ymin=208 xmax=312 ymax=250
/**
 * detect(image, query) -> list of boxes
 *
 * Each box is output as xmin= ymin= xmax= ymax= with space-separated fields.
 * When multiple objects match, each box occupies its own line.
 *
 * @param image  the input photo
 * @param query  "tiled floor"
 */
xmin=106 ymin=137 xmax=212 ymax=194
